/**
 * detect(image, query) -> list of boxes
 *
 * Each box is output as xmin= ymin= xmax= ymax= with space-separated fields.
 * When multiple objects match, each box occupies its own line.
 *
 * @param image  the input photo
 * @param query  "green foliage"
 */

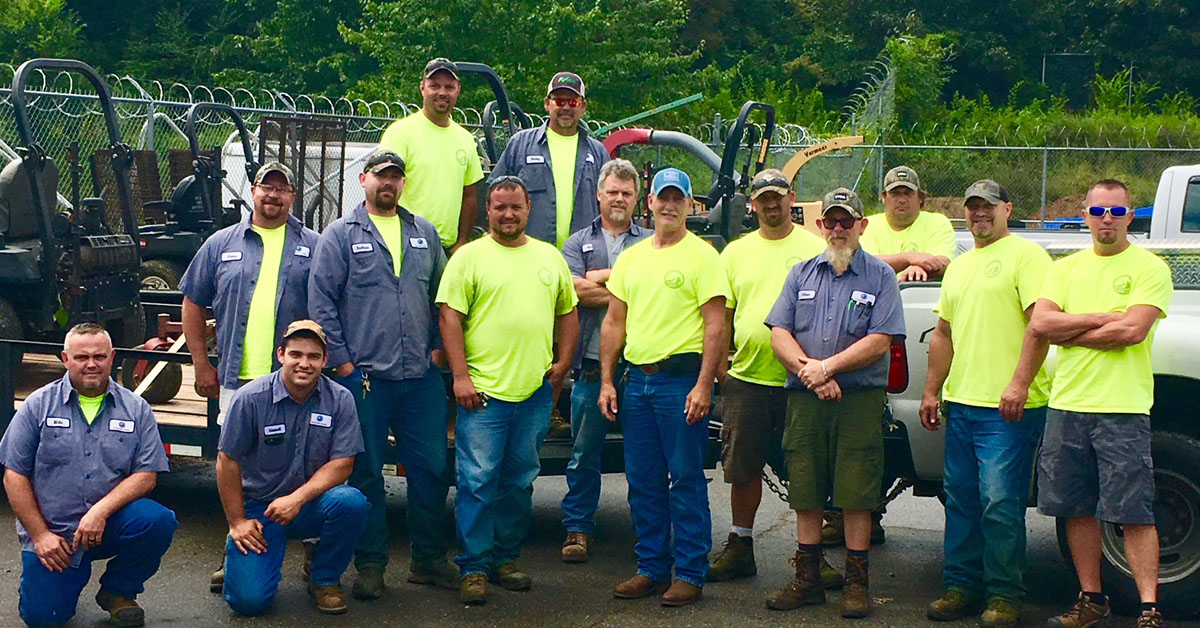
xmin=886 ymin=33 xmax=955 ymax=129
xmin=0 ymin=0 xmax=83 ymax=61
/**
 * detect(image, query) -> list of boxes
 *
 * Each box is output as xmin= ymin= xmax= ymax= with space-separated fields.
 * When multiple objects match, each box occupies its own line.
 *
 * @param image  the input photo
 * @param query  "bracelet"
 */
xmin=820 ymin=360 xmax=829 ymax=378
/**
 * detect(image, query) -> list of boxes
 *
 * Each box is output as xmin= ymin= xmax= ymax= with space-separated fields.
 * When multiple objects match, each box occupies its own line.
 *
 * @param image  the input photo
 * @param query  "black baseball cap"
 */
xmin=547 ymin=72 xmax=585 ymax=98
xmin=423 ymin=58 xmax=459 ymax=80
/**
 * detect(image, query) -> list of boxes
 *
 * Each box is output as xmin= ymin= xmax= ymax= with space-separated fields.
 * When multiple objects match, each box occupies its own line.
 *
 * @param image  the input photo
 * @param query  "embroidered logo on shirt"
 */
xmin=525 ymin=155 xmax=546 ymax=164
xmin=538 ymin=267 xmax=554 ymax=286
xmin=294 ymin=245 xmax=312 ymax=258
xmin=1113 ymin=274 xmax=1133 ymax=295
xmin=221 ymin=251 xmax=244 ymax=262
xmin=409 ymin=237 xmax=429 ymax=249
xmin=581 ymin=243 xmax=594 ymax=253
xmin=108 ymin=419 xmax=134 ymax=433
xmin=785 ymin=256 xmax=804 ymax=269
xmin=310 ymin=413 xmax=333 ymax=428
xmin=798 ymin=290 xmax=816 ymax=300
xmin=352 ymin=243 xmax=375 ymax=254
xmin=46 ymin=417 xmax=70 ymax=428
xmin=664 ymin=270 xmax=684 ymax=289
xmin=850 ymin=290 xmax=877 ymax=306
xmin=264 ymin=424 xmax=287 ymax=436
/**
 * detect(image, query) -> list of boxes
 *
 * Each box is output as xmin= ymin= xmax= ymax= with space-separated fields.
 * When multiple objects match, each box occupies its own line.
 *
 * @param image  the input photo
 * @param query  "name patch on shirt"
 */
xmin=46 ymin=417 xmax=70 ymax=428
xmin=294 ymin=245 xmax=311 ymax=258
xmin=850 ymin=290 xmax=876 ymax=306
xmin=221 ymin=251 xmax=243 ymax=262
xmin=352 ymin=243 xmax=374 ymax=254
xmin=108 ymin=419 xmax=134 ymax=433
xmin=310 ymin=413 xmax=333 ymax=428
xmin=264 ymin=424 xmax=287 ymax=436
xmin=525 ymin=155 xmax=546 ymax=164
xmin=797 ymin=290 xmax=816 ymax=300
xmin=409 ymin=237 xmax=429 ymax=249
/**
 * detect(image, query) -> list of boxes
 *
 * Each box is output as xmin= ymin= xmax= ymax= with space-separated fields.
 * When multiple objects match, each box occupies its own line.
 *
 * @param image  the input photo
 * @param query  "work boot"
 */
xmin=408 ymin=560 xmax=460 ymax=590
xmin=547 ymin=409 xmax=572 ymax=440
xmin=308 ymin=581 xmax=348 ymax=615
xmin=95 ymin=589 xmax=145 ymax=628
xmin=766 ymin=546 xmax=826 ymax=610
xmin=460 ymin=573 xmax=488 ymax=605
xmin=562 ymin=531 xmax=590 ymax=563
xmin=841 ymin=553 xmax=870 ymax=618
xmin=209 ymin=565 xmax=224 ymax=594
xmin=927 ymin=589 xmax=984 ymax=621
xmin=352 ymin=566 xmax=385 ymax=600
xmin=706 ymin=532 xmax=756 ymax=582
xmin=301 ymin=540 xmax=316 ymax=579
xmin=821 ymin=511 xmax=845 ymax=547
xmin=820 ymin=554 xmax=844 ymax=590
xmin=490 ymin=561 xmax=532 ymax=591
xmin=1137 ymin=609 xmax=1164 ymax=628
xmin=1047 ymin=593 xmax=1111 ymax=628
xmin=613 ymin=574 xmax=670 ymax=599
xmin=981 ymin=597 xmax=1021 ymax=628
xmin=661 ymin=580 xmax=703 ymax=607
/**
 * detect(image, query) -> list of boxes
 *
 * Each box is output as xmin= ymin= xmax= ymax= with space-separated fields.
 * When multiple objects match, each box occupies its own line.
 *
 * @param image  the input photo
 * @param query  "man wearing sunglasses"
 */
xmin=919 ymin=179 xmax=1052 ymax=628
xmin=707 ymin=169 xmax=824 ymax=585
xmin=180 ymin=162 xmax=320 ymax=592
xmin=860 ymin=166 xmax=956 ymax=282
xmin=765 ymin=188 xmax=905 ymax=618
xmin=1030 ymin=179 xmax=1172 ymax=628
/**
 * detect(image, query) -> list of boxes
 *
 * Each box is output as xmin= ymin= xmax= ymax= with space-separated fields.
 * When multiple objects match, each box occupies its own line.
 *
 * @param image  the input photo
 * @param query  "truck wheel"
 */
xmin=1054 ymin=431 xmax=1200 ymax=618
xmin=120 ymin=358 xmax=183 ymax=404
xmin=139 ymin=259 xmax=184 ymax=291
xmin=0 ymin=297 xmax=24 ymax=367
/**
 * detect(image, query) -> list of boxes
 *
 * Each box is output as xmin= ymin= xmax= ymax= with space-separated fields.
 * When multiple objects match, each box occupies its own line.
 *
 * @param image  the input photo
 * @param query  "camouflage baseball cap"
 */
xmin=364 ymin=150 xmax=406 ymax=175
xmin=822 ymin=187 xmax=864 ymax=219
xmin=423 ymin=57 xmax=459 ymax=80
xmin=964 ymin=179 xmax=1009 ymax=205
xmin=883 ymin=166 xmax=920 ymax=192
xmin=254 ymin=162 xmax=294 ymax=187
xmin=749 ymin=168 xmax=791 ymax=200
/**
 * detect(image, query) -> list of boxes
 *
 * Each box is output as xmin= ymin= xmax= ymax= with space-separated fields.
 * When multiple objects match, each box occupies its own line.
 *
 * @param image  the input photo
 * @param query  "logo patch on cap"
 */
xmin=834 ymin=193 xmax=848 ymax=201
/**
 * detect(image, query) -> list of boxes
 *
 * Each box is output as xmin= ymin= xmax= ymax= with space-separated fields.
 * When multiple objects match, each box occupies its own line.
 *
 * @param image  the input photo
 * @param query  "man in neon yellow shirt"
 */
xmin=708 ymin=169 xmax=824 ymax=584
xmin=378 ymin=58 xmax=484 ymax=253
xmin=918 ymin=179 xmax=1052 ymax=627
xmin=600 ymin=168 xmax=730 ymax=607
xmin=1030 ymin=179 xmax=1172 ymax=628
xmin=437 ymin=176 xmax=578 ymax=605
xmin=860 ymin=166 xmax=957 ymax=282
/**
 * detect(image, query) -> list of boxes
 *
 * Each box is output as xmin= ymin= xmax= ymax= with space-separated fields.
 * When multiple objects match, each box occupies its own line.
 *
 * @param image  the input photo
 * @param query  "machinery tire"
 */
xmin=1054 ymin=431 xmax=1200 ymax=618
xmin=120 ymin=358 xmax=183 ymax=404
xmin=0 ymin=296 xmax=24 ymax=367
xmin=139 ymin=259 xmax=184 ymax=291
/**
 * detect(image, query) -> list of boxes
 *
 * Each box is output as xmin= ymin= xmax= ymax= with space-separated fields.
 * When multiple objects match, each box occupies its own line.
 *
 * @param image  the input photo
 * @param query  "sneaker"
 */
xmin=706 ymin=532 xmax=756 ymax=582
xmin=95 ymin=589 xmax=145 ymax=628
xmin=408 ymin=560 xmax=460 ymax=590
xmin=819 ymin=554 xmax=844 ymax=590
xmin=460 ymin=573 xmax=487 ymax=605
xmin=209 ymin=565 xmax=224 ymax=594
xmin=766 ymin=548 xmax=825 ymax=611
xmin=489 ymin=561 xmax=532 ymax=591
xmin=1047 ymin=593 xmax=1111 ymax=628
xmin=981 ymin=597 xmax=1020 ymax=628
xmin=307 ymin=582 xmax=348 ymax=615
xmin=547 ymin=410 xmax=572 ymax=440
xmin=352 ymin=566 xmax=385 ymax=600
xmin=1137 ymin=609 xmax=1164 ymax=628
xmin=562 ymin=531 xmax=590 ymax=563
xmin=927 ymin=589 xmax=984 ymax=621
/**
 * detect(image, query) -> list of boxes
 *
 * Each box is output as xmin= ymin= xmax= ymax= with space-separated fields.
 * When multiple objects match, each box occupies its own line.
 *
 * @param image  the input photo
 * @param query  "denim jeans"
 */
xmin=943 ymin=403 xmax=1046 ymax=601
xmin=622 ymin=369 xmax=712 ymax=587
xmin=223 ymin=485 xmax=368 ymax=616
xmin=19 ymin=498 xmax=177 ymax=628
xmin=454 ymin=381 xmax=553 ymax=576
xmin=340 ymin=367 xmax=450 ymax=570
xmin=561 ymin=376 xmax=614 ymax=535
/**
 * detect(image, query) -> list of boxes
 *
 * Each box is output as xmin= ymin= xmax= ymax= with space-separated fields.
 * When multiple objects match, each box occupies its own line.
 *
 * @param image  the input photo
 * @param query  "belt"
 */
xmin=631 ymin=352 xmax=702 ymax=376
xmin=579 ymin=358 xmax=602 ymax=382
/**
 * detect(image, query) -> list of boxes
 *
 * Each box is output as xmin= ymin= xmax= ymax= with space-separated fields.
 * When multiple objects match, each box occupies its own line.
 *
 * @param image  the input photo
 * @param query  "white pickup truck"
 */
xmin=884 ymin=165 xmax=1200 ymax=616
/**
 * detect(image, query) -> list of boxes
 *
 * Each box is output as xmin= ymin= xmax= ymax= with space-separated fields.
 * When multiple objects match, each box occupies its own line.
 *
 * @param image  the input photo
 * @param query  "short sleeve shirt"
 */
xmin=218 ymin=372 xmax=363 ymax=502
xmin=435 ymin=236 xmax=578 ymax=402
xmin=0 ymin=377 xmax=169 ymax=562
xmin=860 ymin=211 xmax=958 ymax=262
xmin=936 ymin=235 xmax=1052 ymax=408
xmin=608 ymin=232 xmax=731 ymax=365
xmin=765 ymin=248 xmax=906 ymax=391
xmin=1039 ymin=244 xmax=1173 ymax=414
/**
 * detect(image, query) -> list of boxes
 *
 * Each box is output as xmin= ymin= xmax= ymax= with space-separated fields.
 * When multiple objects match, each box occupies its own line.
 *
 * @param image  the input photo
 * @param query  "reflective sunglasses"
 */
xmin=751 ymin=176 xmax=790 ymax=192
xmin=1086 ymin=205 xmax=1129 ymax=218
xmin=550 ymin=97 xmax=583 ymax=108
xmin=820 ymin=216 xmax=858 ymax=230
xmin=255 ymin=183 xmax=294 ymax=195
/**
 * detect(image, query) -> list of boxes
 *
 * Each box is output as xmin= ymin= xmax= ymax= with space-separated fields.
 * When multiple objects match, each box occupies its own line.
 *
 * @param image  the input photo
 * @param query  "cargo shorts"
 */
xmin=719 ymin=376 xmax=788 ymax=484
xmin=1036 ymin=409 xmax=1155 ymax=525
xmin=783 ymin=387 xmax=886 ymax=511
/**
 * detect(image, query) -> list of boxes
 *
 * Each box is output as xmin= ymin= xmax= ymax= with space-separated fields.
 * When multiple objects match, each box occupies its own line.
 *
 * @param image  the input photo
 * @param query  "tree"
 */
xmin=0 ymin=0 xmax=84 ymax=64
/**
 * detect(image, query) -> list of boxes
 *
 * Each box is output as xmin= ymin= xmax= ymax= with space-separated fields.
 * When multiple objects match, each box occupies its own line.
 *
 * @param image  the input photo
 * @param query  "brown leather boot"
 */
xmin=841 ymin=553 xmax=870 ymax=618
xmin=95 ymin=589 xmax=145 ymax=627
xmin=660 ymin=579 xmax=703 ymax=607
xmin=613 ymin=574 xmax=670 ymax=599
xmin=766 ymin=546 xmax=826 ymax=610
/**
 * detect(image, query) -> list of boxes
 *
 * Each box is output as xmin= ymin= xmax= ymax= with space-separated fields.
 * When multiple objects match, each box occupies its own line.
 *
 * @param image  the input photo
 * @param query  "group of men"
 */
xmin=0 ymin=54 xmax=1172 ymax=628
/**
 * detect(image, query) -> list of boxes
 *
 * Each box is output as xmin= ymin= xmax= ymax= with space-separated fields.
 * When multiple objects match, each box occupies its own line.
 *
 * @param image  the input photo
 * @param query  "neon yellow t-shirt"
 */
xmin=435 ymin=236 xmax=578 ymax=402
xmin=378 ymin=112 xmax=484 ymax=247
xmin=1040 ymin=244 xmax=1173 ymax=414
xmin=78 ymin=393 xmax=104 ymax=425
xmin=368 ymin=213 xmax=403 ymax=276
xmin=608 ymin=232 xmax=731 ymax=365
xmin=546 ymin=128 xmax=578 ymax=249
xmin=860 ymin=210 xmax=958 ymax=262
xmin=721 ymin=227 xmax=826 ymax=385
xmin=240 ymin=224 xmax=286 ymax=380
xmin=935 ymin=235 xmax=1052 ymax=408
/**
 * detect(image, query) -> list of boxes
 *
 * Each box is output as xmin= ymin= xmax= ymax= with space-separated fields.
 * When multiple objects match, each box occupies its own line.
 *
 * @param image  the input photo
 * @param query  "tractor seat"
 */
xmin=0 ymin=156 xmax=59 ymax=241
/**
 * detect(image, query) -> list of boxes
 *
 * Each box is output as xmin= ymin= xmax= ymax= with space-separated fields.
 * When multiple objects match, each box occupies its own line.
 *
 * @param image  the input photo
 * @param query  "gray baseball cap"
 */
xmin=822 ymin=187 xmax=864 ymax=219
xmin=964 ymin=179 xmax=1009 ymax=205
xmin=884 ymin=166 xmax=920 ymax=192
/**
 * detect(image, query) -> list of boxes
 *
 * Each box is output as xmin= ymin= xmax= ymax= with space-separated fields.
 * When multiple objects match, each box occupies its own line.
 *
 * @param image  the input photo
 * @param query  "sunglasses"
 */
xmin=1086 ymin=205 xmax=1129 ymax=218
xmin=821 ymin=216 xmax=858 ymax=230
xmin=751 ymin=176 xmax=790 ymax=192
xmin=550 ymin=97 xmax=583 ymax=108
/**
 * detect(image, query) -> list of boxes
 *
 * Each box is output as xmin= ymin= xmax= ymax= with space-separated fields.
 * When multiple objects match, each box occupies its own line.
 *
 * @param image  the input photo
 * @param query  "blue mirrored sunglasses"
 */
xmin=1086 ymin=205 xmax=1129 ymax=218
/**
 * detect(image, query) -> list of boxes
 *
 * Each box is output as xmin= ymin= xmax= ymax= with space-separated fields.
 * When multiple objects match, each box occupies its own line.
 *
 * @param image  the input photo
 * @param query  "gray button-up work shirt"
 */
xmin=218 ymin=372 xmax=363 ymax=502
xmin=765 ymin=248 xmax=906 ymax=391
xmin=561 ymin=216 xmax=651 ymax=369
xmin=0 ymin=376 xmax=169 ymax=564
xmin=179 ymin=214 xmax=320 ymax=389
xmin=489 ymin=124 xmax=610 ymax=246
xmin=308 ymin=203 xmax=446 ymax=380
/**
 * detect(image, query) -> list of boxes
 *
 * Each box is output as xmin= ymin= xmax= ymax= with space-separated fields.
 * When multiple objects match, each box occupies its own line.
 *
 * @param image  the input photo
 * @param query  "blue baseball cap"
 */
xmin=650 ymin=167 xmax=692 ymax=197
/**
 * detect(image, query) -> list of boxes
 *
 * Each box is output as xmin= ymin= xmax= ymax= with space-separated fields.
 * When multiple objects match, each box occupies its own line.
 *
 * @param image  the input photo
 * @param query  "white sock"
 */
xmin=731 ymin=525 xmax=753 ymax=538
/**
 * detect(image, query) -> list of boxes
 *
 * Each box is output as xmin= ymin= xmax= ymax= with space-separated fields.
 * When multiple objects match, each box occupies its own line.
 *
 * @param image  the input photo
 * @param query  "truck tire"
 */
xmin=1054 ymin=431 xmax=1200 ymax=618
xmin=120 ymin=357 xmax=183 ymax=404
xmin=139 ymin=259 xmax=184 ymax=291
xmin=0 ymin=297 xmax=24 ymax=367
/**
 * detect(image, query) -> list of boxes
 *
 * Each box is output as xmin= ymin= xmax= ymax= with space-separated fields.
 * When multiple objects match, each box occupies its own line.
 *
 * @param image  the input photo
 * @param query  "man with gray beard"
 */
xmin=764 ymin=188 xmax=905 ymax=619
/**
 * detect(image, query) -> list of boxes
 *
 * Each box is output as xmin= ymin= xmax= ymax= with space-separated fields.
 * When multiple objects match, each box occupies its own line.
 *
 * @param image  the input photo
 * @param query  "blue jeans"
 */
xmin=341 ymin=367 xmax=450 ymax=569
xmin=19 ymin=498 xmax=177 ymax=628
xmin=223 ymin=485 xmax=368 ymax=616
xmin=622 ymin=369 xmax=712 ymax=587
xmin=561 ymin=376 xmax=612 ymax=535
xmin=454 ymin=381 xmax=552 ymax=576
xmin=943 ymin=403 xmax=1046 ymax=601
